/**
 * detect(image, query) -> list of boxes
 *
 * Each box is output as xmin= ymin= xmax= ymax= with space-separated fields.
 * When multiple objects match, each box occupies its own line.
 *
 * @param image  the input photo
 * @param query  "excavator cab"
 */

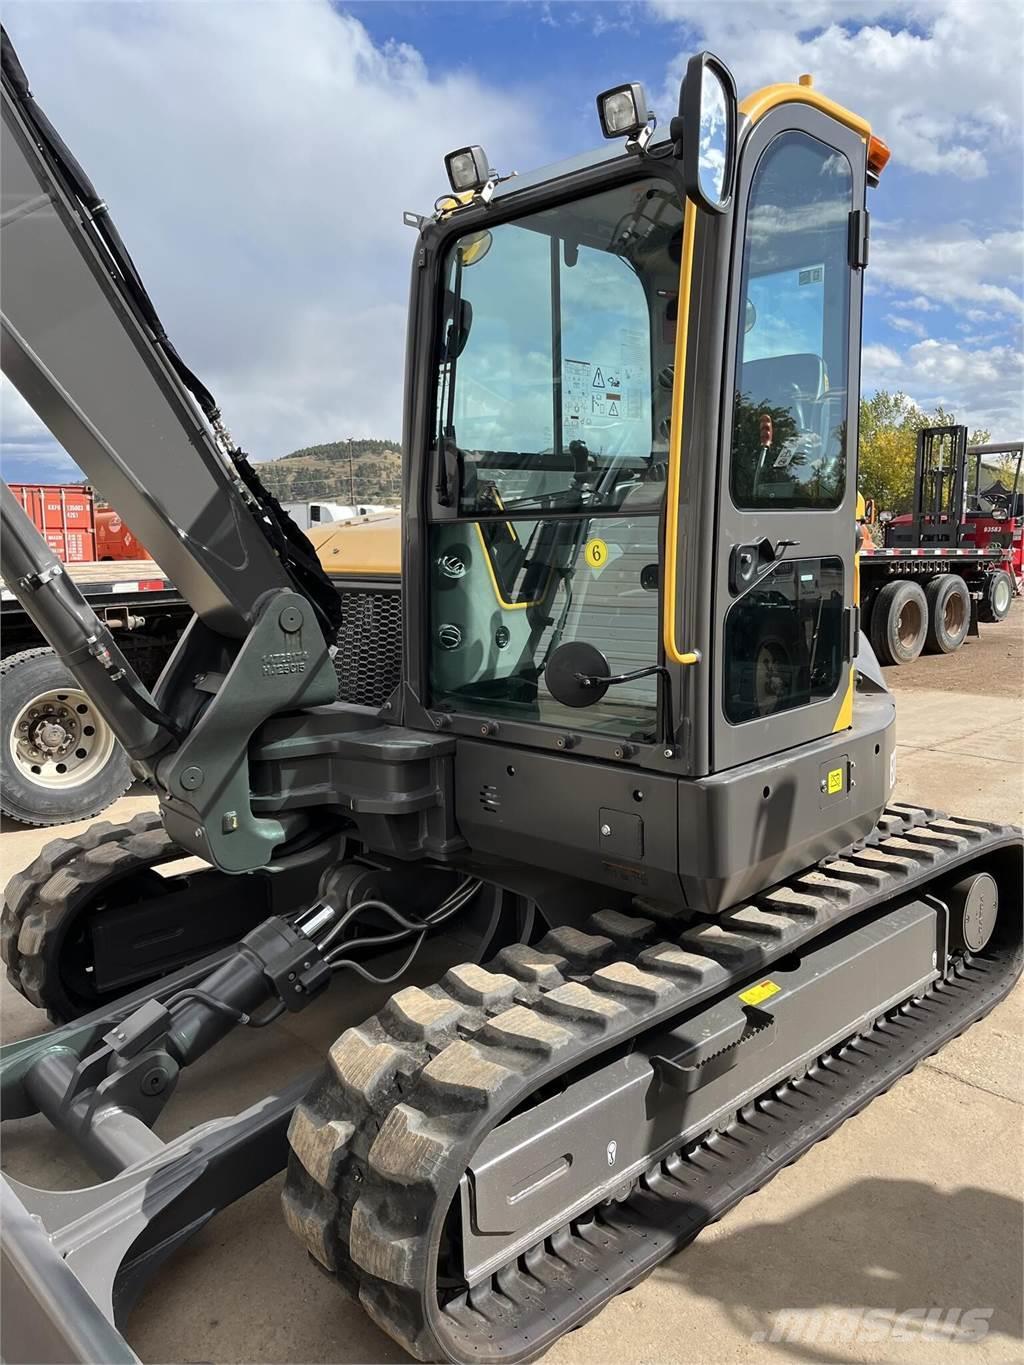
xmin=392 ymin=60 xmax=884 ymax=907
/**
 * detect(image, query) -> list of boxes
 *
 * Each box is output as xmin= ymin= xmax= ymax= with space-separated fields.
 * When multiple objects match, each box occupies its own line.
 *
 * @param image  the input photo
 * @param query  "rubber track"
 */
xmin=0 ymin=811 xmax=176 ymax=1021
xmin=281 ymin=807 xmax=1023 ymax=1363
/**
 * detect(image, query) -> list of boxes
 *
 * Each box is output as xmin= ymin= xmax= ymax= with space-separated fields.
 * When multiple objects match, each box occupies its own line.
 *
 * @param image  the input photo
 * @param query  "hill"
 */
xmin=255 ymin=438 xmax=401 ymax=504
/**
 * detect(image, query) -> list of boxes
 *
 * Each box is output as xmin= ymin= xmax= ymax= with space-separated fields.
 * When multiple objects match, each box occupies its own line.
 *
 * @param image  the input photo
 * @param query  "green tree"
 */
xmin=857 ymin=391 xmax=990 ymax=513
xmin=987 ymin=451 xmax=1023 ymax=493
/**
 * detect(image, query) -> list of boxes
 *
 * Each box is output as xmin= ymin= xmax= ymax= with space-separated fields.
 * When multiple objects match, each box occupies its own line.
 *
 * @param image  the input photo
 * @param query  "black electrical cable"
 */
xmin=329 ymin=934 xmax=427 ymax=985
xmin=323 ymin=891 xmax=474 ymax=961
xmin=321 ymin=879 xmax=481 ymax=973
xmin=327 ymin=928 xmax=418 ymax=955
xmin=164 ymin=987 xmax=287 ymax=1029
xmin=247 ymin=1000 xmax=287 ymax=1028
xmin=315 ymin=897 xmax=426 ymax=955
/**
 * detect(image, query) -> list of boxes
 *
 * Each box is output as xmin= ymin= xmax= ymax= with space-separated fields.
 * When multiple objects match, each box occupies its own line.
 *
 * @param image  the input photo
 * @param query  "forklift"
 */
xmin=1 ymin=27 xmax=1020 ymax=1365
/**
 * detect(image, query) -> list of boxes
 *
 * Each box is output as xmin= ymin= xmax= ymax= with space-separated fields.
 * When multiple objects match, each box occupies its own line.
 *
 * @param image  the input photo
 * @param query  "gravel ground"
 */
xmin=1 ymin=601 xmax=1021 ymax=1365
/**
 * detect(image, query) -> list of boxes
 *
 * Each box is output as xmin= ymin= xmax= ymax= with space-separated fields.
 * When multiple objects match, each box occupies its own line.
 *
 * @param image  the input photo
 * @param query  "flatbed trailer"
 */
xmin=2 ymin=557 xmax=184 ymax=645
xmin=860 ymin=428 xmax=1019 ymax=665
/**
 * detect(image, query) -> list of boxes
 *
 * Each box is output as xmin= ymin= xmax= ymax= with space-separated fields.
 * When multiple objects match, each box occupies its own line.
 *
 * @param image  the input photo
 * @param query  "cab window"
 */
xmin=730 ymin=132 xmax=853 ymax=509
xmin=428 ymin=178 xmax=684 ymax=738
xmin=435 ymin=180 xmax=681 ymax=517
xmin=724 ymin=556 xmax=845 ymax=722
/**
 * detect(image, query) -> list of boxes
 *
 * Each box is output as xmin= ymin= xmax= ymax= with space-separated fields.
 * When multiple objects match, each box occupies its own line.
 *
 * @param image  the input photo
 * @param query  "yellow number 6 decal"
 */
xmin=585 ymin=538 xmax=607 ymax=569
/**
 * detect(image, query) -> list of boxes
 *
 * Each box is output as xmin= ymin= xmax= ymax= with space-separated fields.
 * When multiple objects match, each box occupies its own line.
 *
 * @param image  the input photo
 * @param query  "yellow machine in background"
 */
xmin=307 ymin=512 xmax=400 ymax=578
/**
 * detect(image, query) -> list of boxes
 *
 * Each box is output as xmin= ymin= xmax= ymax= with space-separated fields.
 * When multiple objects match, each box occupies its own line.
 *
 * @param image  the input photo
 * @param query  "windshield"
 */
xmin=427 ymin=176 xmax=684 ymax=740
xmin=436 ymin=178 xmax=684 ymax=518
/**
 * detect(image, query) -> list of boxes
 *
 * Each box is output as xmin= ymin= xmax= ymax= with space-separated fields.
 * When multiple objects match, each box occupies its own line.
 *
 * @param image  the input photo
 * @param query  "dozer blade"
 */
xmin=283 ymin=806 xmax=1022 ymax=1363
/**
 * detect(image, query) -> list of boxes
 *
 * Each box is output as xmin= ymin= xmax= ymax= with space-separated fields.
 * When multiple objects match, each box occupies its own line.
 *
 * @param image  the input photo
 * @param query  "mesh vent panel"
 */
xmin=333 ymin=587 xmax=402 ymax=707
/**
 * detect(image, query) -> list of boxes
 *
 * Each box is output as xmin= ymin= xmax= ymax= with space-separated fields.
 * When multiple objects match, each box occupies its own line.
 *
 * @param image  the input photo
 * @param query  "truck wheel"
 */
xmin=924 ymin=574 xmax=970 ymax=654
xmin=869 ymin=580 xmax=928 ymax=665
xmin=0 ymin=648 xmax=132 ymax=827
xmin=979 ymin=569 xmax=1014 ymax=623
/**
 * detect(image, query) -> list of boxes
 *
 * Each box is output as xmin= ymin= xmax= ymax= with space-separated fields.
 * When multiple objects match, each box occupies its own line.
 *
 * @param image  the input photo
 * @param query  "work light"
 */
xmin=596 ymin=83 xmax=649 ymax=140
xmin=444 ymin=145 xmax=491 ymax=195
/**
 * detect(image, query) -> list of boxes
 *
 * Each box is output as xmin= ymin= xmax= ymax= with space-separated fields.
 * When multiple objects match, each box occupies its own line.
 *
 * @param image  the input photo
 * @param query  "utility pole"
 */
xmin=347 ymin=437 xmax=356 ymax=507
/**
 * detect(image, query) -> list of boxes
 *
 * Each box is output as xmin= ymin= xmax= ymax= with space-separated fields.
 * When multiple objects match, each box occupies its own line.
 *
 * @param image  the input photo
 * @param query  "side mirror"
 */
xmin=680 ymin=52 xmax=738 ymax=214
xmin=545 ymin=641 xmax=611 ymax=708
xmin=878 ymin=509 xmax=894 ymax=524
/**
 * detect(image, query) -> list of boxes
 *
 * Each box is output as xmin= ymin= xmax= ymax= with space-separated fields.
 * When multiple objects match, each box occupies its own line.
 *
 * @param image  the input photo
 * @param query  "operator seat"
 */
xmin=741 ymin=353 xmax=826 ymax=422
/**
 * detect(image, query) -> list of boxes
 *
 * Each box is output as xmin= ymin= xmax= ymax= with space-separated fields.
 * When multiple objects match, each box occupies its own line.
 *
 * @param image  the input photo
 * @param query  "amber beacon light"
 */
xmin=867 ymin=134 xmax=891 ymax=177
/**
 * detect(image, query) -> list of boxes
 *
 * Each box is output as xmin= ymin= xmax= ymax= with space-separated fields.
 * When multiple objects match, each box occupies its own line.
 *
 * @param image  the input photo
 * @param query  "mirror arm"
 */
xmin=578 ymin=663 xmax=659 ymax=688
xmin=577 ymin=664 xmax=677 ymax=747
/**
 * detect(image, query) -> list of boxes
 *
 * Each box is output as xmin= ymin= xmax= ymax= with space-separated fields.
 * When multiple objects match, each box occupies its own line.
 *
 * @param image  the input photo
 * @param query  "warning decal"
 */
xmin=592 ymin=366 xmax=605 ymax=388
xmin=563 ymin=358 xmax=592 ymax=437
xmin=739 ymin=979 xmax=781 ymax=1007
xmin=826 ymin=767 xmax=844 ymax=795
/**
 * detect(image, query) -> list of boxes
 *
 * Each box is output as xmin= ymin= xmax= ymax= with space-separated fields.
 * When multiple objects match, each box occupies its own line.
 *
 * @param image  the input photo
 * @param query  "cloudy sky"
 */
xmin=2 ymin=0 xmax=1021 ymax=484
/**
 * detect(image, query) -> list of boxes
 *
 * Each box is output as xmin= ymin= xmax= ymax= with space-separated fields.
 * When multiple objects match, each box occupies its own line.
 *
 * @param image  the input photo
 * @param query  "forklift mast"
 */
xmin=884 ymin=424 xmax=970 ymax=549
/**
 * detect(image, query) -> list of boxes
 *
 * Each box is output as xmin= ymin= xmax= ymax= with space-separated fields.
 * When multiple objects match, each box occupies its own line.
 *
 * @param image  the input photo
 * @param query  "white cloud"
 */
xmin=862 ymin=337 xmax=1024 ymax=436
xmin=862 ymin=342 xmax=904 ymax=372
xmin=650 ymin=0 xmax=1024 ymax=180
xmin=1 ymin=2 xmax=551 ymax=465
xmin=884 ymin=314 xmax=926 ymax=337
xmin=871 ymin=226 xmax=1024 ymax=318
xmin=0 ymin=381 xmax=74 ymax=470
xmin=901 ymin=297 xmax=941 ymax=313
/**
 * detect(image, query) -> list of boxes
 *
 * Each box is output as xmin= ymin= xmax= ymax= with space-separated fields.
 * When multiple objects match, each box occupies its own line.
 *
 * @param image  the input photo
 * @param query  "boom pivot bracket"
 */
xmin=155 ymin=589 xmax=339 ymax=871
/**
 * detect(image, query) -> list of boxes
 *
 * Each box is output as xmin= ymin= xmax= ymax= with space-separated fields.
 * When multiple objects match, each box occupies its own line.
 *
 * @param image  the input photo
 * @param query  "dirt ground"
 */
xmin=886 ymin=598 xmax=1023 ymax=699
xmin=1 ymin=603 xmax=1022 ymax=1365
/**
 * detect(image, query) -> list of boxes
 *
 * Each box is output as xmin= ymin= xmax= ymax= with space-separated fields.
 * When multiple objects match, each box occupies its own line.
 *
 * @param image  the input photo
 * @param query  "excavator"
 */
xmin=1 ymin=26 xmax=1020 ymax=1365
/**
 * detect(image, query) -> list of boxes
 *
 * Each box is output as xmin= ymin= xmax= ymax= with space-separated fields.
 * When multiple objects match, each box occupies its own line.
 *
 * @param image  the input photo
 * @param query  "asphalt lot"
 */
xmin=2 ymin=602 xmax=1021 ymax=1364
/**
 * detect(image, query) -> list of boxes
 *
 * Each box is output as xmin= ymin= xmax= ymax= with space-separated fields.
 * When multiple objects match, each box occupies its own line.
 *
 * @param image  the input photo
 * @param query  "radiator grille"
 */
xmin=333 ymin=586 xmax=402 ymax=707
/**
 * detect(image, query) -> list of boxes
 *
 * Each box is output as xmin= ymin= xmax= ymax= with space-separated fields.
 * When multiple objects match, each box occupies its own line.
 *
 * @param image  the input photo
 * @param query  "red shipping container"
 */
xmin=10 ymin=483 xmax=97 ymax=562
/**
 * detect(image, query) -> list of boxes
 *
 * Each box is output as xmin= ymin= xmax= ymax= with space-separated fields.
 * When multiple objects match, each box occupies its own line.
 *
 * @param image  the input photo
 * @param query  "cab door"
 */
xmin=712 ymin=105 xmax=866 ymax=771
